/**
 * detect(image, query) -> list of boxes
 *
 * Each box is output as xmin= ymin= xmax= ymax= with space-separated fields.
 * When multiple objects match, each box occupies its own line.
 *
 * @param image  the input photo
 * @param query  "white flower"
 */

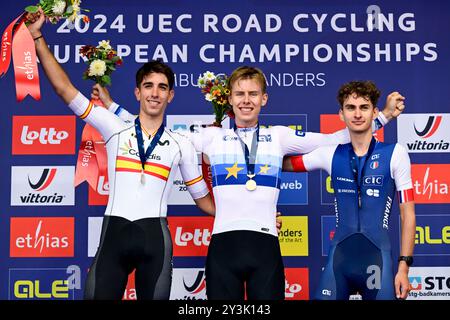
xmin=97 ymin=40 xmax=112 ymax=50
xmin=203 ymin=71 xmax=215 ymax=81
xmin=52 ymin=0 xmax=66 ymax=15
xmin=88 ymin=59 xmax=107 ymax=77
xmin=197 ymin=77 xmax=205 ymax=88
xmin=205 ymin=93 xmax=213 ymax=102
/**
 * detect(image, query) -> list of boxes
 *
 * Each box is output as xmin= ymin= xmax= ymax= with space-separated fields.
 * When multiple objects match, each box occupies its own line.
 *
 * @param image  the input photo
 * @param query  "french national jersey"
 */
xmin=69 ymin=92 xmax=208 ymax=221
xmin=300 ymin=140 xmax=413 ymax=250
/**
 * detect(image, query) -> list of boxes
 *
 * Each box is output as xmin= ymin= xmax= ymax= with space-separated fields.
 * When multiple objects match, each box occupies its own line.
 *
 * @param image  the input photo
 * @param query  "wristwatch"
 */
xmin=398 ymin=256 xmax=414 ymax=266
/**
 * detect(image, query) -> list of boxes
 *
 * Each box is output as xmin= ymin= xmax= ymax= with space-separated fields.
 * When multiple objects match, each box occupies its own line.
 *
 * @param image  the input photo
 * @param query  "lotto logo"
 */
xmin=12 ymin=116 xmax=75 ymax=155
xmin=169 ymin=217 xmax=213 ymax=257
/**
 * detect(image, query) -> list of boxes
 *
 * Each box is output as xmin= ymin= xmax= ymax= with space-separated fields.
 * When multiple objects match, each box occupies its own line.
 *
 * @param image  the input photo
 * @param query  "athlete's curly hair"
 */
xmin=337 ymin=81 xmax=381 ymax=108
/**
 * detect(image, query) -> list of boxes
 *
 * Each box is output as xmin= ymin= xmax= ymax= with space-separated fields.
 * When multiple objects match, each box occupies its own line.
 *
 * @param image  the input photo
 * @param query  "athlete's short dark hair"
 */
xmin=337 ymin=81 xmax=381 ymax=108
xmin=135 ymin=60 xmax=175 ymax=89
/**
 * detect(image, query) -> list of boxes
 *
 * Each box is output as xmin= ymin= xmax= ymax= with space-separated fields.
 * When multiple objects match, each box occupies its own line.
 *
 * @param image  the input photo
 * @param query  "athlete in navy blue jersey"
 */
xmin=285 ymin=81 xmax=415 ymax=300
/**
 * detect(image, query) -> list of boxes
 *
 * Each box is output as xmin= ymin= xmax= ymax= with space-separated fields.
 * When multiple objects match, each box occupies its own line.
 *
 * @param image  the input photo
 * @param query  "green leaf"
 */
xmin=107 ymin=65 xmax=116 ymax=71
xmin=101 ymin=75 xmax=111 ymax=86
xmin=25 ymin=6 xmax=38 ymax=13
xmin=82 ymin=74 xmax=89 ymax=80
xmin=112 ymin=56 xmax=121 ymax=63
xmin=66 ymin=5 xmax=73 ymax=14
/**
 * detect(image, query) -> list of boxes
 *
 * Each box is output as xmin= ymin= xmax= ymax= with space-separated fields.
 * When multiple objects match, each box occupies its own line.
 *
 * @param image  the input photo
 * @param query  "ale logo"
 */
xmin=9 ymin=268 xmax=78 ymax=300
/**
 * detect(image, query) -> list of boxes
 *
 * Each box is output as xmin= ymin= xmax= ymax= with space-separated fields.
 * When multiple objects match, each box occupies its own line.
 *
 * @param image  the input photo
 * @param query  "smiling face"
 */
xmin=228 ymin=78 xmax=268 ymax=127
xmin=339 ymin=93 xmax=378 ymax=134
xmin=135 ymin=72 xmax=174 ymax=118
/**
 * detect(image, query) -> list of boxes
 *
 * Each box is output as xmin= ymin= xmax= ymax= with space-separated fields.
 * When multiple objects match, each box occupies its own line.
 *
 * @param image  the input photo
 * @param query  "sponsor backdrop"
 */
xmin=1 ymin=0 xmax=449 ymax=300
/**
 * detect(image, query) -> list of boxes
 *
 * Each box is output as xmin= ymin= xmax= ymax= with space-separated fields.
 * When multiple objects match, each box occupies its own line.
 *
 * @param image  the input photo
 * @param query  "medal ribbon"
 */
xmin=234 ymin=124 xmax=259 ymax=176
xmin=135 ymin=117 xmax=165 ymax=173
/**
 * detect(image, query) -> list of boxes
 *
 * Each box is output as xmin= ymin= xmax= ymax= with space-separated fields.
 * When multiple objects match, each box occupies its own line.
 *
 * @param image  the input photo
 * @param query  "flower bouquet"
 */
xmin=75 ymin=40 xmax=122 ymax=190
xmin=79 ymin=40 xmax=122 ymax=87
xmin=25 ymin=0 xmax=90 ymax=24
xmin=198 ymin=71 xmax=233 ymax=127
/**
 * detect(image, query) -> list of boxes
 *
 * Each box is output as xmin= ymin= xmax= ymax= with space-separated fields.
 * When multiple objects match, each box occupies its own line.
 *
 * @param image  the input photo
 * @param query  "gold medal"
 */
xmin=140 ymin=170 xmax=146 ymax=185
xmin=246 ymin=179 xmax=257 ymax=191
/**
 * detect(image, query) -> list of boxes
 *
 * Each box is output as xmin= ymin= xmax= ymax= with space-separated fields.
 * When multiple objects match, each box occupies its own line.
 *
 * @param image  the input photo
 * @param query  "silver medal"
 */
xmin=140 ymin=171 xmax=146 ymax=185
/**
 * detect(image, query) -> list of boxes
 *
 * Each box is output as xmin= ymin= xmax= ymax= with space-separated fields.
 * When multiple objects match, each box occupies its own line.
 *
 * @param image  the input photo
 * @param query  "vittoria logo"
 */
xmin=28 ymin=168 xmax=57 ymax=191
xmin=398 ymin=114 xmax=450 ymax=153
xmin=169 ymin=268 xmax=207 ymax=300
xmin=414 ymin=116 xmax=442 ymax=138
xmin=11 ymin=166 xmax=75 ymax=206
xmin=183 ymin=270 xmax=206 ymax=295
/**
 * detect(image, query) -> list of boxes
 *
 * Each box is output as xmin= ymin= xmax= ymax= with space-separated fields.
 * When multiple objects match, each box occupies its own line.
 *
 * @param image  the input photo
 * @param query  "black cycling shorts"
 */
xmin=84 ymin=215 xmax=173 ymax=300
xmin=205 ymin=230 xmax=285 ymax=300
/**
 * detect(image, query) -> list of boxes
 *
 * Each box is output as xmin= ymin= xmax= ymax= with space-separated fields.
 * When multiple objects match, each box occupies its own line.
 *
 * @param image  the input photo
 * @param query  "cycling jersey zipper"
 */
xmin=357 ymin=190 xmax=361 ymax=232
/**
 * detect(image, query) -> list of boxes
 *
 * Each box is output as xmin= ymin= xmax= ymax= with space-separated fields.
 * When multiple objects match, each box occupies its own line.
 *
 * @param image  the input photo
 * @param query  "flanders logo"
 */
xmin=279 ymin=216 xmax=308 ymax=256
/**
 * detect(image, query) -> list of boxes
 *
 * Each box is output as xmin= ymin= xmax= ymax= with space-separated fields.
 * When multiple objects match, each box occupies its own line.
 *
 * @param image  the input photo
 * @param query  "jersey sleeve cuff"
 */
xmin=186 ymin=176 xmax=210 ymax=199
xmin=291 ymin=156 xmax=306 ymax=172
xmin=397 ymin=188 xmax=414 ymax=203
xmin=68 ymin=91 xmax=92 ymax=118
xmin=374 ymin=112 xmax=389 ymax=130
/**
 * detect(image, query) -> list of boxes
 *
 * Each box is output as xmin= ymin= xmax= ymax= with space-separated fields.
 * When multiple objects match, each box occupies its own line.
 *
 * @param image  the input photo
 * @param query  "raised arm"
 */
xmin=280 ymin=92 xmax=405 ymax=155
xmin=28 ymin=10 xmax=124 ymax=141
xmin=92 ymin=84 xmax=137 ymax=122
xmin=27 ymin=9 xmax=78 ymax=104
